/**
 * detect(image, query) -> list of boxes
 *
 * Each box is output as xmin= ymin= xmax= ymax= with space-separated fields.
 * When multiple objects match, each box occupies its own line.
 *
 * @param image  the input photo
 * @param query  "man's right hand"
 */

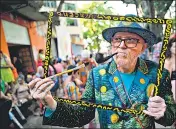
xmin=28 ymin=78 xmax=57 ymax=110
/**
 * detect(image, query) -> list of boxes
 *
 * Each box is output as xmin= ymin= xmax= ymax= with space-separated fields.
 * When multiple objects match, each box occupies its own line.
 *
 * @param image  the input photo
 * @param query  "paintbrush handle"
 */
xmin=48 ymin=64 xmax=85 ymax=79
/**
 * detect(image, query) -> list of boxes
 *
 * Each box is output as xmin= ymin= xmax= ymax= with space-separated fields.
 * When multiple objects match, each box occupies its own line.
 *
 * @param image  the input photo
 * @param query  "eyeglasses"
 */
xmin=111 ymin=37 xmax=140 ymax=48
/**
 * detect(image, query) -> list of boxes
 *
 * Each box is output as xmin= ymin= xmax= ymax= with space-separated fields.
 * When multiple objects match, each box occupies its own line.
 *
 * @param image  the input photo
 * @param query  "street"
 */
xmin=23 ymin=115 xmax=173 ymax=129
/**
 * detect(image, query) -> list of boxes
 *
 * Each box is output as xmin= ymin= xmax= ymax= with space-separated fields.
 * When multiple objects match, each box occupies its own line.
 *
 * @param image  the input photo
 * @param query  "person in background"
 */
xmin=37 ymin=49 xmax=45 ymax=67
xmin=75 ymin=55 xmax=81 ymax=64
xmin=0 ymin=90 xmax=12 ymax=129
xmin=164 ymin=34 xmax=176 ymax=102
xmin=52 ymin=58 xmax=58 ymax=65
xmin=139 ymin=48 xmax=150 ymax=60
xmin=11 ymin=63 xmax=19 ymax=83
xmin=53 ymin=59 xmax=64 ymax=74
xmin=14 ymin=76 xmax=32 ymax=104
xmin=61 ymin=60 xmax=69 ymax=82
xmin=66 ymin=55 xmax=69 ymax=61
xmin=69 ymin=55 xmax=76 ymax=65
xmin=63 ymin=65 xmax=83 ymax=100
xmin=26 ymin=74 xmax=33 ymax=83
xmin=1 ymin=79 xmax=10 ymax=95
xmin=90 ymin=53 xmax=98 ymax=67
xmin=57 ymin=57 xmax=62 ymax=63
xmin=77 ymin=50 xmax=94 ymax=87
xmin=152 ymin=37 xmax=162 ymax=63
xmin=0 ymin=50 xmax=15 ymax=88
xmin=34 ymin=66 xmax=44 ymax=79
xmin=78 ymin=50 xmax=98 ymax=128
xmin=5 ymin=85 xmax=18 ymax=107
xmin=13 ymin=56 xmax=24 ymax=74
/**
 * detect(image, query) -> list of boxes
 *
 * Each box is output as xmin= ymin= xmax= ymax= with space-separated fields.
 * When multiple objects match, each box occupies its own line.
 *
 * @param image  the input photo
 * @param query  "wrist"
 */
xmin=44 ymin=97 xmax=57 ymax=110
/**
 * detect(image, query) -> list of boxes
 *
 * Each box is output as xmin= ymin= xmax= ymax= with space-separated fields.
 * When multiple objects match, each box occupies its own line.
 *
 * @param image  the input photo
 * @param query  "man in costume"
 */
xmin=28 ymin=18 xmax=176 ymax=128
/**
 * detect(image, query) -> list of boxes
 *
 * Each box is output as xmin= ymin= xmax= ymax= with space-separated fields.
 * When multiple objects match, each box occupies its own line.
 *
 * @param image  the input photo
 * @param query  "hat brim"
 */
xmin=102 ymin=27 xmax=157 ymax=47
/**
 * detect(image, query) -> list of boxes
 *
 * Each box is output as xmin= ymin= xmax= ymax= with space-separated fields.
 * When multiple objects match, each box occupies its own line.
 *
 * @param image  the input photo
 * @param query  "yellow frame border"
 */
xmin=43 ymin=12 xmax=173 ymax=115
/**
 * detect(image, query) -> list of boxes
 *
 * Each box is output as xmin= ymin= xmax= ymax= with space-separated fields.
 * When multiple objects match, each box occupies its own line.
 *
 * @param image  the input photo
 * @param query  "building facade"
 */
xmin=0 ymin=12 xmax=47 ymax=74
xmin=40 ymin=1 xmax=85 ymax=59
xmin=63 ymin=1 xmax=84 ymax=57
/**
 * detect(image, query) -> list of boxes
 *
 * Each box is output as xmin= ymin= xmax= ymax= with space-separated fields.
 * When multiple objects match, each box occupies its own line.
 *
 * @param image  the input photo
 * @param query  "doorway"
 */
xmin=8 ymin=44 xmax=35 ymax=75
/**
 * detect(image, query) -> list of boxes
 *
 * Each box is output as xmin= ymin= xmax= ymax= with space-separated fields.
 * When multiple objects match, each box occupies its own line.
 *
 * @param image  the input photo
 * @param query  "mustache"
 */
xmin=116 ymin=52 xmax=127 ymax=57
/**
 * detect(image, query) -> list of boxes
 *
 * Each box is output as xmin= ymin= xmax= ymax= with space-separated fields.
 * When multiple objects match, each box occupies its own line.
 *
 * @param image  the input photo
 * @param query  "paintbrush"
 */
xmin=47 ymin=64 xmax=85 ymax=79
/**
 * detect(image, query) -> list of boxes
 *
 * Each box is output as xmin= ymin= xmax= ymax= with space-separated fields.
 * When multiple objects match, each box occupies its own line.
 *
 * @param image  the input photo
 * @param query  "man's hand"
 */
xmin=28 ymin=78 xmax=57 ymax=110
xmin=143 ymin=96 xmax=166 ymax=120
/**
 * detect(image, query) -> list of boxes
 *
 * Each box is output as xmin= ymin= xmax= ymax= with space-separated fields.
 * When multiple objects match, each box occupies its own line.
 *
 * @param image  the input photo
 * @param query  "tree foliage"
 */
xmin=122 ymin=0 xmax=174 ymax=38
xmin=78 ymin=2 xmax=117 ymax=52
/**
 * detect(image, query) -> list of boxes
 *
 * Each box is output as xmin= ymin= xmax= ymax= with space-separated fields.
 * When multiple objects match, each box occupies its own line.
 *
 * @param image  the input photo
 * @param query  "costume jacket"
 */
xmin=43 ymin=58 xmax=176 ymax=128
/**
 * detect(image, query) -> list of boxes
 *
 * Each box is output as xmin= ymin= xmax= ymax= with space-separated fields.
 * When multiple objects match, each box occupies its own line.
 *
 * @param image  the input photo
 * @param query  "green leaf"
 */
xmin=78 ymin=2 xmax=117 ymax=51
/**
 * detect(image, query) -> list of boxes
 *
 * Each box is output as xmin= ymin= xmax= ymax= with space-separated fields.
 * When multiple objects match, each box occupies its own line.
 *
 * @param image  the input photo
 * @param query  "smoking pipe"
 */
xmin=95 ymin=52 xmax=118 ymax=63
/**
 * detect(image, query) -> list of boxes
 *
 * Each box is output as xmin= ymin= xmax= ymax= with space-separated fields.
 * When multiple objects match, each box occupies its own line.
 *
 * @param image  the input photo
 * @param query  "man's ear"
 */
xmin=141 ymin=43 xmax=148 ymax=53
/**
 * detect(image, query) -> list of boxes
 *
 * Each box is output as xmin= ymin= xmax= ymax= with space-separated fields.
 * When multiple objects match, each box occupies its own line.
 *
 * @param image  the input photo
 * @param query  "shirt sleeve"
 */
xmin=155 ymin=69 xmax=176 ymax=126
xmin=44 ymin=108 xmax=56 ymax=117
xmin=43 ymin=70 xmax=96 ymax=127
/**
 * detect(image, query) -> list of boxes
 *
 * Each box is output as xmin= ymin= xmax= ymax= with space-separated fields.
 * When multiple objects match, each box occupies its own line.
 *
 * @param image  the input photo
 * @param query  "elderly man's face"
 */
xmin=111 ymin=32 xmax=147 ymax=68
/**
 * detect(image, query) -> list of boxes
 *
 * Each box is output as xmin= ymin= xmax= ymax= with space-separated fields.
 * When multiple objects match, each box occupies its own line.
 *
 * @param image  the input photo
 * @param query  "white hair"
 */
xmin=81 ymin=50 xmax=90 ymax=59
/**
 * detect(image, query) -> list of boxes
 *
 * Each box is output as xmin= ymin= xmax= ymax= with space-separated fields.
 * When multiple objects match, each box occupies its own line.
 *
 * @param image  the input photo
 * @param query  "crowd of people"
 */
xmin=0 ymin=32 xmax=175 ymax=128
xmin=0 ymin=48 xmax=98 ymax=128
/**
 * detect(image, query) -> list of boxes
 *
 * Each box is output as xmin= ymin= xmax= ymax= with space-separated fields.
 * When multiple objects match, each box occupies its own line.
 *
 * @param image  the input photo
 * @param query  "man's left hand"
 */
xmin=143 ymin=96 xmax=166 ymax=120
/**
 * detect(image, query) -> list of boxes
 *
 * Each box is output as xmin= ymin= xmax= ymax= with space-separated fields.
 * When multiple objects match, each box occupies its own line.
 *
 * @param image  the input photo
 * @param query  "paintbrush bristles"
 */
xmin=48 ymin=64 xmax=85 ymax=79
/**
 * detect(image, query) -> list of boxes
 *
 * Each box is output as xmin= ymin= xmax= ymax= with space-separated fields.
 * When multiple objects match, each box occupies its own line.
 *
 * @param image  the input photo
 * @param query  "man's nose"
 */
xmin=119 ymin=41 xmax=127 ymax=49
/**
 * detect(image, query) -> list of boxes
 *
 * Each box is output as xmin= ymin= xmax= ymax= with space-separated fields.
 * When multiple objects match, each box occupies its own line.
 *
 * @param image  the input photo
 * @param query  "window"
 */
xmin=66 ymin=18 xmax=78 ymax=26
xmin=71 ymin=34 xmax=81 ymax=43
xmin=64 ymin=3 xmax=76 ymax=11
xmin=43 ymin=1 xmax=56 ymax=8
xmin=51 ymin=2 xmax=54 ymax=8
xmin=43 ymin=2 xmax=50 ymax=7
xmin=43 ymin=2 xmax=47 ymax=7
xmin=51 ymin=1 xmax=56 ymax=8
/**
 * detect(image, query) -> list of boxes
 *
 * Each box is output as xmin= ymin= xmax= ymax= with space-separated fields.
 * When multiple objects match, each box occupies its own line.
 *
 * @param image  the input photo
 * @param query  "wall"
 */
xmin=2 ymin=20 xmax=31 ymax=45
xmin=0 ymin=13 xmax=30 ymax=57
xmin=28 ymin=22 xmax=46 ymax=61
xmin=0 ymin=13 xmax=47 ymax=62
xmin=0 ymin=20 xmax=9 ymax=56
